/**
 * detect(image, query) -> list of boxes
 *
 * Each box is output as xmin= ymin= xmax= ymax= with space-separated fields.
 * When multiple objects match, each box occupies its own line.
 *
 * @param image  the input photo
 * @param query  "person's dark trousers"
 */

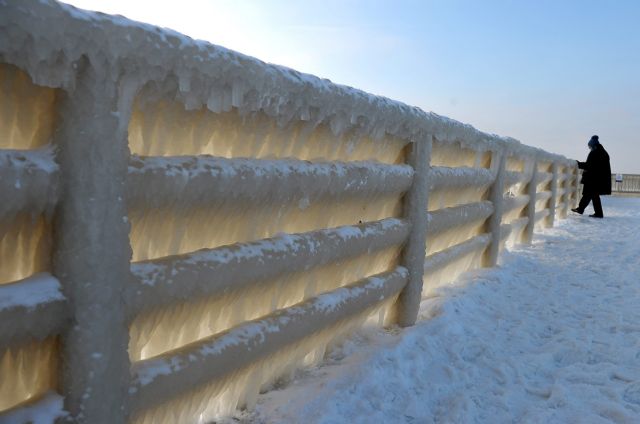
xmin=577 ymin=192 xmax=603 ymax=217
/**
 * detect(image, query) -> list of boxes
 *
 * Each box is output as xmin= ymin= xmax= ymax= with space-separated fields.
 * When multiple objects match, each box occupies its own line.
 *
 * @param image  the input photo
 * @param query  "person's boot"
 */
xmin=589 ymin=214 xmax=603 ymax=218
xmin=571 ymin=208 xmax=583 ymax=215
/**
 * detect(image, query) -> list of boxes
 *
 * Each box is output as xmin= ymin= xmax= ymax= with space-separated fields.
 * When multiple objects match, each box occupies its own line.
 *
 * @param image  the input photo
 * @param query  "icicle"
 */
xmin=0 ymin=338 xmax=58 ymax=412
xmin=131 ymin=300 xmax=396 ymax=424
xmin=128 ymin=247 xmax=400 ymax=361
xmin=127 ymin=99 xmax=405 ymax=163
xmin=0 ymin=64 xmax=56 ymax=150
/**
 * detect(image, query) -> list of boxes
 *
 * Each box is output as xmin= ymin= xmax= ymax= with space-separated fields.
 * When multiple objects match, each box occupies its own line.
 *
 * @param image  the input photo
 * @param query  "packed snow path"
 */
xmin=244 ymin=196 xmax=640 ymax=423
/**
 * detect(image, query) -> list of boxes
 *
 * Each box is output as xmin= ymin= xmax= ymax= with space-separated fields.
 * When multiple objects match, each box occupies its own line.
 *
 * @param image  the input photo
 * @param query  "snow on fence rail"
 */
xmin=0 ymin=1 xmax=579 ymax=422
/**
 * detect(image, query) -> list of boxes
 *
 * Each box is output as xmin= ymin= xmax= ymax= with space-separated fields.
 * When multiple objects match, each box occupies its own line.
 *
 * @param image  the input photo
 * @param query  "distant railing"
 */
xmin=611 ymin=174 xmax=640 ymax=194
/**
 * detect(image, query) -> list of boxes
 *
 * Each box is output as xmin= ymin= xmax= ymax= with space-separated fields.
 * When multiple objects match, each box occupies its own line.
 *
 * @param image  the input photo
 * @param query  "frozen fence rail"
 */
xmin=0 ymin=0 xmax=579 ymax=422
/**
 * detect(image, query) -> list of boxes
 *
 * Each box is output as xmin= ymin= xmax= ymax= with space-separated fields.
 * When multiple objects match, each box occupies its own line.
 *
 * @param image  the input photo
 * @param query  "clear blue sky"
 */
xmin=64 ymin=0 xmax=640 ymax=172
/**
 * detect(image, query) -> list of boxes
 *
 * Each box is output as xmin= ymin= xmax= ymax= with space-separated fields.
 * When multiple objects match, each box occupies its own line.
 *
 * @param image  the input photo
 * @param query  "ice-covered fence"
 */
xmin=0 ymin=1 xmax=579 ymax=422
xmin=611 ymin=174 xmax=640 ymax=194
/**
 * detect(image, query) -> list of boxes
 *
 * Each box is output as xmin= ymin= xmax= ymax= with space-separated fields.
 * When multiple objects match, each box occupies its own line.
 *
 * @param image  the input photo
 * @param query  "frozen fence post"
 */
xmin=561 ymin=164 xmax=571 ymax=218
xmin=483 ymin=150 xmax=505 ymax=267
xmin=396 ymin=135 xmax=432 ymax=327
xmin=570 ymin=163 xmax=579 ymax=209
xmin=51 ymin=62 xmax=133 ymax=423
xmin=522 ymin=158 xmax=538 ymax=244
xmin=576 ymin=166 xmax=583 ymax=202
xmin=547 ymin=162 xmax=559 ymax=227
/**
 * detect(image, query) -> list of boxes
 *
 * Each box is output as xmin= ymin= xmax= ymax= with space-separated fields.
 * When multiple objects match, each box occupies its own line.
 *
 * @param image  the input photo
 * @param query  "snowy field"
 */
xmin=237 ymin=196 xmax=640 ymax=424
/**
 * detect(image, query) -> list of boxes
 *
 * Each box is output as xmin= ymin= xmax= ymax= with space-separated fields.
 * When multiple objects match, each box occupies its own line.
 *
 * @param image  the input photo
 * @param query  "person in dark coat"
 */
xmin=572 ymin=135 xmax=611 ymax=218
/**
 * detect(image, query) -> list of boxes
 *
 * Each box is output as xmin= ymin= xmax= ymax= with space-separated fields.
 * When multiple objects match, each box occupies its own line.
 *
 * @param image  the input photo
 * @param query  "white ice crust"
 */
xmin=0 ymin=273 xmax=64 ymax=311
xmin=127 ymin=155 xmax=413 ymax=208
xmin=0 ymin=392 xmax=66 ymax=424
xmin=127 ymin=218 xmax=409 ymax=314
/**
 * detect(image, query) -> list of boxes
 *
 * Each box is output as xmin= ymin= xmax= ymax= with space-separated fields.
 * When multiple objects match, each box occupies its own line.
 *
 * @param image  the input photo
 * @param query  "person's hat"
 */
xmin=588 ymin=135 xmax=599 ymax=148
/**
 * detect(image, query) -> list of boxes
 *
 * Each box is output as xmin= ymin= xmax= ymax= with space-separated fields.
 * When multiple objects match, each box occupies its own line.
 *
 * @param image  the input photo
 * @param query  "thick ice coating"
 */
xmin=0 ymin=0 xmax=577 ymax=162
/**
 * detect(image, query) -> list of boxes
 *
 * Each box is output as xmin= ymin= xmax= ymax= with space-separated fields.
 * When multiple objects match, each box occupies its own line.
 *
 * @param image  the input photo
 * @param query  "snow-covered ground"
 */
xmin=240 ymin=196 xmax=640 ymax=424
